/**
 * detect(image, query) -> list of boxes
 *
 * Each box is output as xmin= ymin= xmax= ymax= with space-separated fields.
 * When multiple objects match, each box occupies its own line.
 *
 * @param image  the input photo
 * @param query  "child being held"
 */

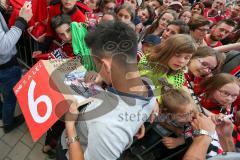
xmin=158 ymin=79 xmax=223 ymax=158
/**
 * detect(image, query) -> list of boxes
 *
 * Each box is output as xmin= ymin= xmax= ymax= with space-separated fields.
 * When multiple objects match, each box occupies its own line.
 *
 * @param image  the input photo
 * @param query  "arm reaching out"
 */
xmin=214 ymin=43 xmax=240 ymax=53
xmin=183 ymin=113 xmax=215 ymax=160
xmin=65 ymin=102 xmax=84 ymax=160
xmin=0 ymin=1 xmax=32 ymax=55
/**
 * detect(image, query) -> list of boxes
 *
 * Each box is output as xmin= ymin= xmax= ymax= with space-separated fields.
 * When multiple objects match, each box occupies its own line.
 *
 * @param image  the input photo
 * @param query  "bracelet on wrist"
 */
xmin=193 ymin=129 xmax=214 ymax=141
xmin=66 ymin=135 xmax=80 ymax=146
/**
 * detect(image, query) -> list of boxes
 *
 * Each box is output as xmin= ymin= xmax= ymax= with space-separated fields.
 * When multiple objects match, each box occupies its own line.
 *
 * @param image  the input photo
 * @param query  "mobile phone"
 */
xmin=26 ymin=0 xmax=32 ymax=8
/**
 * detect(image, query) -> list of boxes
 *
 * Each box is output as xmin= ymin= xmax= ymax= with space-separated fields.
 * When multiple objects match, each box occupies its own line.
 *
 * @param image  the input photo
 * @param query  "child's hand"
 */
xmin=216 ymin=117 xmax=234 ymax=137
xmin=162 ymin=137 xmax=184 ymax=149
xmin=211 ymin=113 xmax=225 ymax=125
xmin=19 ymin=1 xmax=33 ymax=22
xmin=149 ymin=102 xmax=159 ymax=123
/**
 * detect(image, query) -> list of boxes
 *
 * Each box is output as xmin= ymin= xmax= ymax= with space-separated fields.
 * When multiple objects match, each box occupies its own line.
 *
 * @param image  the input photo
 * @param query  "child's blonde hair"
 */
xmin=159 ymin=78 xmax=197 ymax=114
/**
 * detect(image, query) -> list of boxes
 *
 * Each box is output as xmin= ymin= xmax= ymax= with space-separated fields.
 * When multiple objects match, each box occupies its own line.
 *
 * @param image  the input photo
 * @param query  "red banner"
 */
xmin=14 ymin=59 xmax=94 ymax=142
xmin=14 ymin=61 xmax=68 ymax=141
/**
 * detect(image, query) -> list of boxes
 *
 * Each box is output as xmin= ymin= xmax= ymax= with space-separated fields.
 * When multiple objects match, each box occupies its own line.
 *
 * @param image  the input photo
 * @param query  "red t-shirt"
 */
xmin=8 ymin=0 xmax=48 ymax=27
xmin=49 ymin=43 xmax=74 ymax=57
xmin=46 ymin=3 xmax=86 ymax=37
xmin=200 ymin=96 xmax=239 ymax=122
xmin=34 ymin=43 xmax=74 ymax=61
xmin=204 ymin=37 xmax=223 ymax=48
xmin=43 ymin=3 xmax=86 ymax=53
xmin=75 ymin=2 xmax=91 ymax=14
xmin=203 ymin=8 xmax=231 ymax=25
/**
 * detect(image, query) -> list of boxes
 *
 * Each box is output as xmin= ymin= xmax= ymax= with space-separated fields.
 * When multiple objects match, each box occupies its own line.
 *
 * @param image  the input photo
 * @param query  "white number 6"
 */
xmin=28 ymin=80 xmax=52 ymax=123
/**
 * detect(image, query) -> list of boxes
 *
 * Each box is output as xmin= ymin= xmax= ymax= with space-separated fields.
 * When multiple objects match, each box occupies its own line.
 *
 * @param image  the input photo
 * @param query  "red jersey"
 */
xmin=200 ymin=96 xmax=239 ymax=122
xmin=184 ymin=72 xmax=204 ymax=95
xmin=232 ymin=125 xmax=240 ymax=149
xmin=203 ymin=8 xmax=231 ymax=25
xmin=204 ymin=37 xmax=223 ymax=48
xmin=34 ymin=43 xmax=75 ymax=61
xmin=75 ymin=2 xmax=91 ymax=14
xmin=46 ymin=3 xmax=86 ymax=37
xmin=8 ymin=0 xmax=48 ymax=27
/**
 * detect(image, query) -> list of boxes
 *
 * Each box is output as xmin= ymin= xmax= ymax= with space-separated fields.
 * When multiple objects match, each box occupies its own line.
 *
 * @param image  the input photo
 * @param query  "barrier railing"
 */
xmin=16 ymin=33 xmax=35 ymax=69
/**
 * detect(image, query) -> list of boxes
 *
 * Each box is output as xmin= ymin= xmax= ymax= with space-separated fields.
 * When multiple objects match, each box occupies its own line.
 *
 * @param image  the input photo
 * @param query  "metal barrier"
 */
xmin=16 ymin=33 xmax=35 ymax=69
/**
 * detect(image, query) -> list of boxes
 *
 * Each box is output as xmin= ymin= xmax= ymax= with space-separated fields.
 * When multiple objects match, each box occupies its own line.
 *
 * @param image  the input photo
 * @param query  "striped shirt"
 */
xmin=0 ymin=12 xmax=26 ymax=65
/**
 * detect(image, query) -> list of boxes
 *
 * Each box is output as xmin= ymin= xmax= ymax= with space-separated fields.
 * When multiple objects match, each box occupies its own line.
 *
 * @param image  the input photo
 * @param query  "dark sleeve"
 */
xmin=14 ymin=17 xmax=28 ymax=31
xmin=221 ymin=51 xmax=240 ymax=73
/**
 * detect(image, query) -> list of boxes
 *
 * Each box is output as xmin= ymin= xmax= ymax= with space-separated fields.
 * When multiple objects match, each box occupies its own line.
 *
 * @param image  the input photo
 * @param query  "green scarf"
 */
xmin=71 ymin=22 xmax=96 ymax=71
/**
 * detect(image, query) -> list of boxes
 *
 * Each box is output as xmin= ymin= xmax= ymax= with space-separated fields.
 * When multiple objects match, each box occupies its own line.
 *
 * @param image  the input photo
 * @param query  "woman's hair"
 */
xmin=201 ymin=73 xmax=240 ymax=99
xmin=191 ymin=46 xmax=226 ymax=74
xmin=159 ymin=78 xmax=195 ymax=113
xmin=188 ymin=14 xmax=210 ymax=31
xmin=101 ymin=0 xmax=116 ymax=9
xmin=191 ymin=2 xmax=205 ymax=15
xmin=202 ymin=0 xmax=213 ymax=9
xmin=138 ymin=5 xmax=155 ymax=25
xmin=168 ymin=19 xmax=190 ymax=34
xmin=147 ymin=34 xmax=196 ymax=74
xmin=116 ymin=4 xmax=135 ymax=21
xmin=144 ymin=10 xmax=177 ymax=36
xmin=51 ymin=14 xmax=72 ymax=30
xmin=145 ymin=0 xmax=163 ymax=7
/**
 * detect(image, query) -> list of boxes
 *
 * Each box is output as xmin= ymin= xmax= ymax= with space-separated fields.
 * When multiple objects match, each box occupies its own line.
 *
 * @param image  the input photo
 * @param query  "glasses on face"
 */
xmin=219 ymin=28 xmax=232 ymax=35
xmin=197 ymin=58 xmax=215 ymax=72
xmin=218 ymin=90 xmax=239 ymax=99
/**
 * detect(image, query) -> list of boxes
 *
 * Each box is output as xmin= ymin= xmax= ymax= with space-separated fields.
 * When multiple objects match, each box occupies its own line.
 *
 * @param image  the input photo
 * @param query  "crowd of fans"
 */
xmin=0 ymin=0 xmax=240 ymax=159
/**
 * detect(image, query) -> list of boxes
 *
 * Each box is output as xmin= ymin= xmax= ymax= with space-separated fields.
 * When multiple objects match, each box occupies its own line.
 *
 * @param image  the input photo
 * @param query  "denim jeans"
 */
xmin=0 ymin=65 xmax=21 ymax=125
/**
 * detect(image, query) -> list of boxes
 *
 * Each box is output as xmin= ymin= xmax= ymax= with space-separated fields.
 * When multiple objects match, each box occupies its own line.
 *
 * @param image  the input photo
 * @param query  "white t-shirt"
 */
xmin=61 ymin=87 xmax=156 ymax=160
